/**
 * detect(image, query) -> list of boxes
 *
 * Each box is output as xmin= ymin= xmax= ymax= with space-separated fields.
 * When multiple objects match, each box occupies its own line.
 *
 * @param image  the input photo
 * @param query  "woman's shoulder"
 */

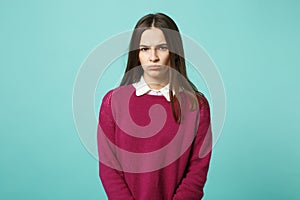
xmin=179 ymin=90 xmax=210 ymax=109
xmin=101 ymin=85 xmax=135 ymax=104
xmin=195 ymin=91 xmax=210 ymax=109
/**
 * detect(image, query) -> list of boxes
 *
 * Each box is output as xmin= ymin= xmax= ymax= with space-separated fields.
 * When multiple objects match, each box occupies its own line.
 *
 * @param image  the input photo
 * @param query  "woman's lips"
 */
xmin=147 ymin=65 xmax=161 ymax=70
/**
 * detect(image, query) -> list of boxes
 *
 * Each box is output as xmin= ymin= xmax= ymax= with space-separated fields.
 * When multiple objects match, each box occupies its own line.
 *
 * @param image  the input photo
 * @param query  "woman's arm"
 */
xmin=97 ymin=90 xmax=135 ymax=200
xmin=172 ymin=94 xmax=213 ymax=200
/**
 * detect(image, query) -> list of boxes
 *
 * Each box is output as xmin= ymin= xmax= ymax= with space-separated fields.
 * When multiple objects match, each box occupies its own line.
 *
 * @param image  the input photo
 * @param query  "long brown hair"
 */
xmin=120 ymin=13 xmax=200 ymax=123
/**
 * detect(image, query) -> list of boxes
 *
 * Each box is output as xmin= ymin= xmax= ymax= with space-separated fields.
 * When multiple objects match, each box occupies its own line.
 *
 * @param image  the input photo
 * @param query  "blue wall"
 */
xmin=0 ymin=0 xmax=299 ymax=199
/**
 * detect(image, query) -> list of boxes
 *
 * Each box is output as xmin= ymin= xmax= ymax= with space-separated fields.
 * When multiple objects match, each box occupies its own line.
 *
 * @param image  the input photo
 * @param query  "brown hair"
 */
xmin=120 ymin=13 xmax=200 ymax=123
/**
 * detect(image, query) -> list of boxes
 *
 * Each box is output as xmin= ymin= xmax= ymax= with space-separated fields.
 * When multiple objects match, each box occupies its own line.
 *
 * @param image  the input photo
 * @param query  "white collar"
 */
xmin=132 ymin=76 xmax=173 ymax=102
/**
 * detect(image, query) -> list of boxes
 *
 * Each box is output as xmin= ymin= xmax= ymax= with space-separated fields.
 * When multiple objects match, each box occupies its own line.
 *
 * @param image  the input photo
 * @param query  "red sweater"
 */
xmin=97 ymin=85 xmax=212 ymax=200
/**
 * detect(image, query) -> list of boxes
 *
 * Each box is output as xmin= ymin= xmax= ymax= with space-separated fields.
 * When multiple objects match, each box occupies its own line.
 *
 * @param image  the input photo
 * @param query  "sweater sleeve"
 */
xmin=97 ymin=90 xmax=135 ymax=200
xmin=172 ymin=94 xmax=213 ymax=200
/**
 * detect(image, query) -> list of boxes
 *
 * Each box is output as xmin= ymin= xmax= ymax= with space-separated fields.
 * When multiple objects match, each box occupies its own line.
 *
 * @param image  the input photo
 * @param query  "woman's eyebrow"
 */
xmin=139 ymin=43 xmax=168 ymax=47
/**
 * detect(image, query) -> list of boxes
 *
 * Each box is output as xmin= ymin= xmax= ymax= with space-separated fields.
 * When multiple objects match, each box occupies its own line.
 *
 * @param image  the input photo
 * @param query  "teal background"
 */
xmin=1 ymin=0 xmax=299 ymax=199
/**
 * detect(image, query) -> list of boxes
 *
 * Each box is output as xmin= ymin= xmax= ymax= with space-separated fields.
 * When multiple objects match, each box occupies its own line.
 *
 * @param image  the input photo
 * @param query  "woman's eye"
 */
xmin=159 ymin=46 xmax=168 ymax=51
xmin=140 ymin=47 xmax=149 ymax=51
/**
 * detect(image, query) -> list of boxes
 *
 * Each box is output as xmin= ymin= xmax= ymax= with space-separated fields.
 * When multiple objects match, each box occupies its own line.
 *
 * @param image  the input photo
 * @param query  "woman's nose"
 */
xmin=149 ymin=49 xmax=159 ymax=62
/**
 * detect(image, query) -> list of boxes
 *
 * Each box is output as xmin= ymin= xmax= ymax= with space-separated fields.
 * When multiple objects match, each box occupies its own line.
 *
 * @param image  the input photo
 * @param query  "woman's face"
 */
xmin=139 ymin=27 xmax=170 ymax=85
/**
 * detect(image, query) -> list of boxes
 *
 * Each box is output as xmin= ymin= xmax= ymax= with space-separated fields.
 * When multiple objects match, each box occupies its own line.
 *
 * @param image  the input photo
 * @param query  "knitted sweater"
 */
xmin=97 ymin=84 xmax=212 ymax=200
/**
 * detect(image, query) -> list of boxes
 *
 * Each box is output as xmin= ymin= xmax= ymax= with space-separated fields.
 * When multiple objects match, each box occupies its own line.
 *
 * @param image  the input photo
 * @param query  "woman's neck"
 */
xmin=143 ymin=75 xmax=169 ymax=90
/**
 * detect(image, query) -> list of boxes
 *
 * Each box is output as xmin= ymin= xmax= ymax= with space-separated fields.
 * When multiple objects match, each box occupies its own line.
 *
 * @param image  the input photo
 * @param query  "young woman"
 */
xmin=97 ymin=13 xmax=212 ymax=200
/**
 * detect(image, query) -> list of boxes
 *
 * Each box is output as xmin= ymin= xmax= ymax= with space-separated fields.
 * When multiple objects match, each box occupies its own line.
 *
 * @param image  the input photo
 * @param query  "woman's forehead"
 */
xmin=140 ymin=28 xmax=167 ymax=46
